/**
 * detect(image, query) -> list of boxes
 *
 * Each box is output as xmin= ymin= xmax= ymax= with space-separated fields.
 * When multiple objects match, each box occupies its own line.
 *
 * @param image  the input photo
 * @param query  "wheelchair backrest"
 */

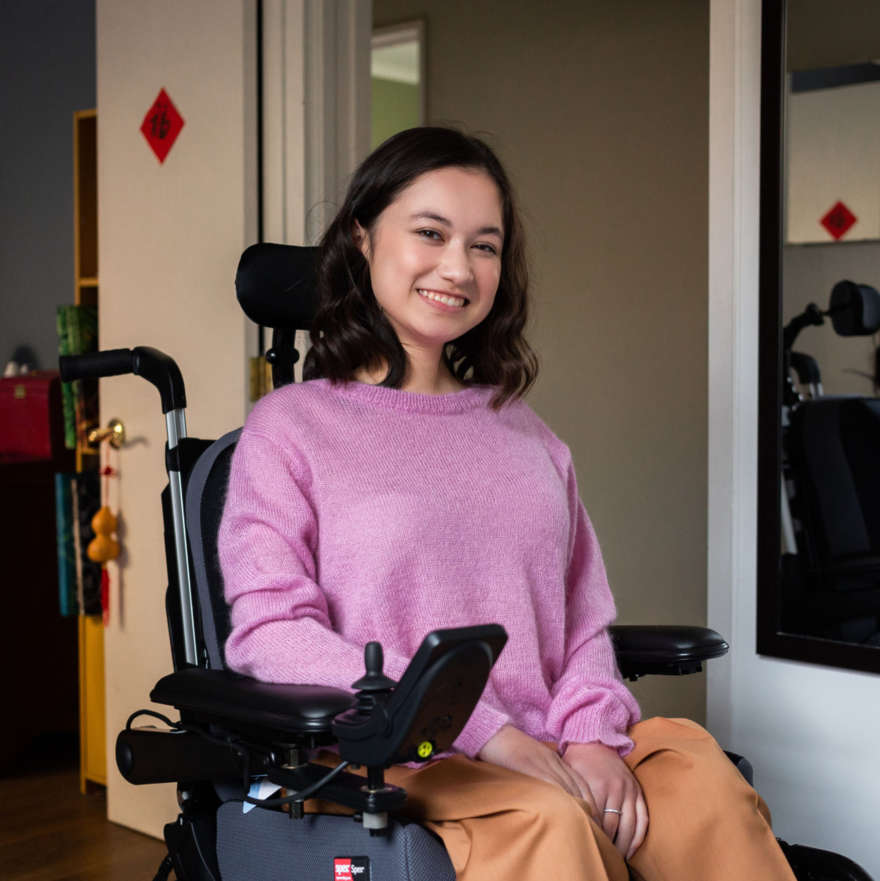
xmin=184 ymin=428 xmax=242 ymax=669
xmin=178 ymin=243 xmax=319 ymax=669
xmin=788 ymin=397 xmax=880 ymax=576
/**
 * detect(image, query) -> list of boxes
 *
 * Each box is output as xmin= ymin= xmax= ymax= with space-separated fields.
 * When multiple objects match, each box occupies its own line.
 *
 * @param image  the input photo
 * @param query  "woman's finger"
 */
xmin=556 ymin=759 xmax=589 ymax=799
xmin=597 ymin=782 xmax=621 ymax=841
xmin=613 ymin=794 xmax=637 ymax=857
xmin=602 ymin=806 xmax=621 ymax=843
xmin=568 ymin=765 xmax=598 ymax=816
xmin=536 ymin=754 xmax=579 ymax=798
xmin=627 ymin=792 xmax=650 ymax=861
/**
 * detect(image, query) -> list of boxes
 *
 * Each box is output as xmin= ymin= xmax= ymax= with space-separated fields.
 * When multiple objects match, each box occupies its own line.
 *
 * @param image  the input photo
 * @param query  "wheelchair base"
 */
xmin=778 ymin=840 xmax=875 ymax=881
xmin=216 ymin=804 xmax=455 ymax=881
xmin=161 ymin=802 xmax=875 ymax=881
xmin=151 ymin=767 xmax=875 ymax=881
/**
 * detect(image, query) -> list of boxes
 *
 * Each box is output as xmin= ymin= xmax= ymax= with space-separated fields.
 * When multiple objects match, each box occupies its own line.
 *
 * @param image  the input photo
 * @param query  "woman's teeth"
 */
xmin=418 ymin=289 xmax=467 ymax=307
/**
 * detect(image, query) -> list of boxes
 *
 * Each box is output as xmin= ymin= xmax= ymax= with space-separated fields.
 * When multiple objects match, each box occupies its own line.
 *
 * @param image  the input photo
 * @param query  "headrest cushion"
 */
xmin=235 ymin=243 xmax=319 ymax=330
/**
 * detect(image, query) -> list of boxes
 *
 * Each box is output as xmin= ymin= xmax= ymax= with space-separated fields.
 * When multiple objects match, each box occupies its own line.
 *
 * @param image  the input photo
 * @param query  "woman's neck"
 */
xmin=355 ymin=350 xmax=465 ymax=396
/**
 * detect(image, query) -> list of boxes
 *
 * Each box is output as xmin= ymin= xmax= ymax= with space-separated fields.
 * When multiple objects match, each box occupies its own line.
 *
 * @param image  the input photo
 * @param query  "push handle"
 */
xmin=59 ymin=348 xmax=134 ymax=381
xmin=59 ymin=346 xmax=186 ymax=414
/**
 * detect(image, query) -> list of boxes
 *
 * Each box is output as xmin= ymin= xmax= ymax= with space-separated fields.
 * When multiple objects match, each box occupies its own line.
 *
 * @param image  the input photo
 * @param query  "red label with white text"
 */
xmin=333 ymin=856 xmax=370 ymax=880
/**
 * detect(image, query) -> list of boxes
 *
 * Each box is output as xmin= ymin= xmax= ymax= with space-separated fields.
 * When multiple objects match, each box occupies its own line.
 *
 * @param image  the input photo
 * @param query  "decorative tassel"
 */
xmin=86 ymin=447 xmax=121 ymax=626
xmin=101 ymin=566 xmax=110 ymax=627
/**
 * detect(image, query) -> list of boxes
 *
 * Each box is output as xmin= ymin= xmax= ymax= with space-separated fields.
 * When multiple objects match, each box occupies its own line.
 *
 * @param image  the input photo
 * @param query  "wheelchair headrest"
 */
xmin=828 ymin=280 xmax=880 ymax=337
xmin=235 ymin=243 xmax=319 ymax=330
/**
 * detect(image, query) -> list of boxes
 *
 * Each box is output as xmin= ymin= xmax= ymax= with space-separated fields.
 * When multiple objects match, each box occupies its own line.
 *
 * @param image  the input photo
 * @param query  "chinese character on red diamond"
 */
xmin=140 ymin=88 xmax=185 ymax=164
xmin=820 ymin=201 xmax=857 ymax=241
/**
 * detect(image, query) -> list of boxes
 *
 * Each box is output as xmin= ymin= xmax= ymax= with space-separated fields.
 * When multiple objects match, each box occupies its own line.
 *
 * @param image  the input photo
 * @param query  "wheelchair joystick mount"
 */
xmin=352 ymin=642 xmax=399 ymax=833
xmin=333 ymin=626 xmax=506 ymax=768
xmin=352 ymin=642 xmax=397 ymax=692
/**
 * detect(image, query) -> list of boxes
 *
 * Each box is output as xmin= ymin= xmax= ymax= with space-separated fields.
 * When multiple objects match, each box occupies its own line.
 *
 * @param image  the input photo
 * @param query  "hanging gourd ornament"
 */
xmin=87 ymin=505 xmax=120 ymax=563
xmin=88 ymin=460 xmax=122 ymax=626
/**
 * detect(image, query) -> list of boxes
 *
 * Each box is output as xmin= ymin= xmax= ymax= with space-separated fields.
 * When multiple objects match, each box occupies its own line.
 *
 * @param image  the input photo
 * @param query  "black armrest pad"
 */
xmin=150 ymin=668 xmax=355 ymax=734
xmin=609 ymin=625 xmax=729 ymax=679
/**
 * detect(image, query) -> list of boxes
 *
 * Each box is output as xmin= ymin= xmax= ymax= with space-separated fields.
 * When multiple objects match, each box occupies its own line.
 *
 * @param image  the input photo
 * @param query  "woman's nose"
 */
xmin=438 ymin=243 xmax=473 ymax=284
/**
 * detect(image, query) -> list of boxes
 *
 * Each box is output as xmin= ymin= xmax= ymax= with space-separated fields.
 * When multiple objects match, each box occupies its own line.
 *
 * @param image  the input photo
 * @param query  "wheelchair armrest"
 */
xmin=609 ymin=625 xmax=728 ymax=681
xmin=135 ymin=627 xmax=507 ymax=821
xmin=150 ymin=667 xmax=355 ymax=734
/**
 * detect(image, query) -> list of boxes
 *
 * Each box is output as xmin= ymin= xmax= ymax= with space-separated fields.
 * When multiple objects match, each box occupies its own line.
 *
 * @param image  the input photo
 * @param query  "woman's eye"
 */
xmin=474 ymin=243 xmax=499 ymax=255
xmin=416 ymin=229 xmax=442 ymax=241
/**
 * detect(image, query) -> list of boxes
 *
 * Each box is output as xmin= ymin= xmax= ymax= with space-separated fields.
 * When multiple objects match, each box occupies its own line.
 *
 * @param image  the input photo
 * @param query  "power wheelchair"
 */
xmin=60 ymin=243 xmax=873 ymax=881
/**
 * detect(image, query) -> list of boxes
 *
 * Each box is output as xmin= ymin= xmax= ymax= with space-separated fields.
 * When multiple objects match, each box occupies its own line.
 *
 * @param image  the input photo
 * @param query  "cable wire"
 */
xmin=126 ymin=709 xmax=180 ymax=730
xmin=124 ymin=708 xmax=352 ymax=808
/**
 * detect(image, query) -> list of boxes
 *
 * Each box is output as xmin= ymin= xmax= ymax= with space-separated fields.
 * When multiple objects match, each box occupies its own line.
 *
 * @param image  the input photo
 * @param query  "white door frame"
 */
xmin=261 ymin=0 xmax=372 ymax=247
xmin=706 ymin=0 xmax=762 ymax=746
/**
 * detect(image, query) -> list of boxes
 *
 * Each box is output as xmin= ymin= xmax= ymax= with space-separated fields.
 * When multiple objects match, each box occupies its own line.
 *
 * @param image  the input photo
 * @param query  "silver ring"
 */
xmin=603 ymin=808 xmax=623 ymax=815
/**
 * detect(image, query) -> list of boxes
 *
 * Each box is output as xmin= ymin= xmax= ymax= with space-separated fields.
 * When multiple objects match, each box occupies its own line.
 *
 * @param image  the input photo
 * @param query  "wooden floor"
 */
xmin=0 ymin=766 xmax=169 ymax=881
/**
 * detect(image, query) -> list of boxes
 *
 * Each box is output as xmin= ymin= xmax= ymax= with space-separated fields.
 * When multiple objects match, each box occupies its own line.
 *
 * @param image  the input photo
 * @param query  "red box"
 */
xmin=0 ymin=371 xmax=67 ymax=461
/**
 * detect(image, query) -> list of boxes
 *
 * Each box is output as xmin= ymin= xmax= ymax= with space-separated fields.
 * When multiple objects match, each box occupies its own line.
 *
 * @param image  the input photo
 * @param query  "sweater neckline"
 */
xmin=316 ymin=378 xmax=495 ymax=414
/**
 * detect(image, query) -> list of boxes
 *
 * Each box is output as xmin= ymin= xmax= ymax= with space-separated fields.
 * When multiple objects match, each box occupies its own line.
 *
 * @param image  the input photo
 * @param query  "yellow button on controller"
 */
xmin=417 ymin=741 xmax=434 ymax=759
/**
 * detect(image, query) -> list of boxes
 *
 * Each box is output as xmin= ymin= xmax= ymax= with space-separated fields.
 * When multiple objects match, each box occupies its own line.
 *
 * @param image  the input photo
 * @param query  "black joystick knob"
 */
xmin=351 ymin=641 xmax=397 ymax=692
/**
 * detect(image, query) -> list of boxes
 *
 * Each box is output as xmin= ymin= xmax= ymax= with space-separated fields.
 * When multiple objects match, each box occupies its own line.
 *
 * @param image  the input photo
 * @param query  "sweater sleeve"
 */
xmin=543 ymin=457 xmax=641 ymax=756
xmin=219 ymin=425 xmax=413 ymax=687
xmin=219 ymin=421 xmax=510 ymax=758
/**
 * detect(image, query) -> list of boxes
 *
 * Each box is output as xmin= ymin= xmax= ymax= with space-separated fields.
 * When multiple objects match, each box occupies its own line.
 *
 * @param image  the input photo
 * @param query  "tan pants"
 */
xmin=310 ymin=717 xmax=796 ymax=881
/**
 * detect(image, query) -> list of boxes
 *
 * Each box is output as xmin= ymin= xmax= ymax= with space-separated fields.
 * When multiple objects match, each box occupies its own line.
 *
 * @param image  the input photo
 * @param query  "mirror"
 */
xmin=787 ymin=65 xmax=880 ymax=245
xmin=757 ymin=0 xmax=880 ymax=674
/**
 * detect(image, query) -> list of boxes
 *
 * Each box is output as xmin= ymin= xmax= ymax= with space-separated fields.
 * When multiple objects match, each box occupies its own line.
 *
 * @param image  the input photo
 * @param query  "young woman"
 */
xmin=218 ymin=126 xmax=796 ymax=881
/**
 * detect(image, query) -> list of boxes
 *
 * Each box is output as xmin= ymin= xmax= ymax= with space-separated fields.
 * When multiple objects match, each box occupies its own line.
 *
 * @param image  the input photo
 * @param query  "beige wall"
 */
xmin=97 ymin=0 xmax=257 ymax=836
xmin=95 ymin=0 xmax=711 ymax=839
xmin=786 ymin=82 xmax=880 ymax=243
xmin=374 ymin=0 xmax=710 ymax=720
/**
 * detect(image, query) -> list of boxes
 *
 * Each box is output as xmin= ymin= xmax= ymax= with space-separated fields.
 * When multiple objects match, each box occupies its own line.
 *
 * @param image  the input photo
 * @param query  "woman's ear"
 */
xmin=352 ymin=220 xmax=369 ymax=259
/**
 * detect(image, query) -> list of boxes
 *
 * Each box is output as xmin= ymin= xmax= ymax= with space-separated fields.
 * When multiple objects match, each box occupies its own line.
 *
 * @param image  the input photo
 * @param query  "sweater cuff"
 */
xmin=453 ymin=702 xmax=512 ymax=759
xmin=558 ymin=713 xmax=634 ymax=757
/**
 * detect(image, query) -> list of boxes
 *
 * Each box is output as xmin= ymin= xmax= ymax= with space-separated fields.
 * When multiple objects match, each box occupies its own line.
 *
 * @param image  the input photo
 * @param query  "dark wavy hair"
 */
xmin=302 ymin=126 xmax=538 ymax=409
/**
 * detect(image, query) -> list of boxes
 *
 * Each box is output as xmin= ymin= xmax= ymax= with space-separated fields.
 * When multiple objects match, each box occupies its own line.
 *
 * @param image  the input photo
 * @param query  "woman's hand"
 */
xmin=477 ymin=725 xmax=596 ymax=810
xmin=562 ymin=742 xmax=648 ymax=860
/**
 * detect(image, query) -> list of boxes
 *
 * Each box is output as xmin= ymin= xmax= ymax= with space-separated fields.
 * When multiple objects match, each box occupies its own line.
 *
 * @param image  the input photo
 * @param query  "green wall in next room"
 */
xmin=372 ymin=76 xmax=420 ymax=149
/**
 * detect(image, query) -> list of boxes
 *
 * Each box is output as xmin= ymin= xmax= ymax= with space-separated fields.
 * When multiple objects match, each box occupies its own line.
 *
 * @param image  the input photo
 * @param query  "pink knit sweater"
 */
xmin=218 ymin=379 xmax=640 ymax=758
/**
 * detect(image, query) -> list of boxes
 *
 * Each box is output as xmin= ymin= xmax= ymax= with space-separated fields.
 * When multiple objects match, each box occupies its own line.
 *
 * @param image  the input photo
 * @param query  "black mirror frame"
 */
xmin=756 ymin=0 xmax=880 ymax=675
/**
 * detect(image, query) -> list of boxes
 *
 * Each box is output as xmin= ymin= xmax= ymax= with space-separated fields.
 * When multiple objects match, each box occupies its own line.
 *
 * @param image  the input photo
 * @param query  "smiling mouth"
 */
xmin=417 ymin=288 xmax=469 ymax=308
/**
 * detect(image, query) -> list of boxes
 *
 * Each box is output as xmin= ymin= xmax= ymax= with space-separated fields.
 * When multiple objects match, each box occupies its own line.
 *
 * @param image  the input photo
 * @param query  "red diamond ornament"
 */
xmin=820 ymin=200 xmax=857 ymax=241
xmin=140 ymin=88 xmax=185 ymax=163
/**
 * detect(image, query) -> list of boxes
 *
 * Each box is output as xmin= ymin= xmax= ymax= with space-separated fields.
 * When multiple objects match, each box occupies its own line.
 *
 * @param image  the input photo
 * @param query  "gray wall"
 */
xmin=0 ymin=0 xmax=96 ymax=371
xmin=788 ymin=0 xmax=880 ymax=71
xmin=374 ymin=0 xmax=709 ymax=721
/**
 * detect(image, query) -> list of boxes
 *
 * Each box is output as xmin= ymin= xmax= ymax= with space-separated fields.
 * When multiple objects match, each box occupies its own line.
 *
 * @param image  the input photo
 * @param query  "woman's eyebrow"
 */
xmin=410 ymin=211 xmax=503 ymax=238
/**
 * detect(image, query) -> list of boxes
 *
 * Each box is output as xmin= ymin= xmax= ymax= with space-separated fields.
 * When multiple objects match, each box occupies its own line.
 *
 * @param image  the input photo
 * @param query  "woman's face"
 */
xmin=356 ymin=166 xmax=504 ymax=355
